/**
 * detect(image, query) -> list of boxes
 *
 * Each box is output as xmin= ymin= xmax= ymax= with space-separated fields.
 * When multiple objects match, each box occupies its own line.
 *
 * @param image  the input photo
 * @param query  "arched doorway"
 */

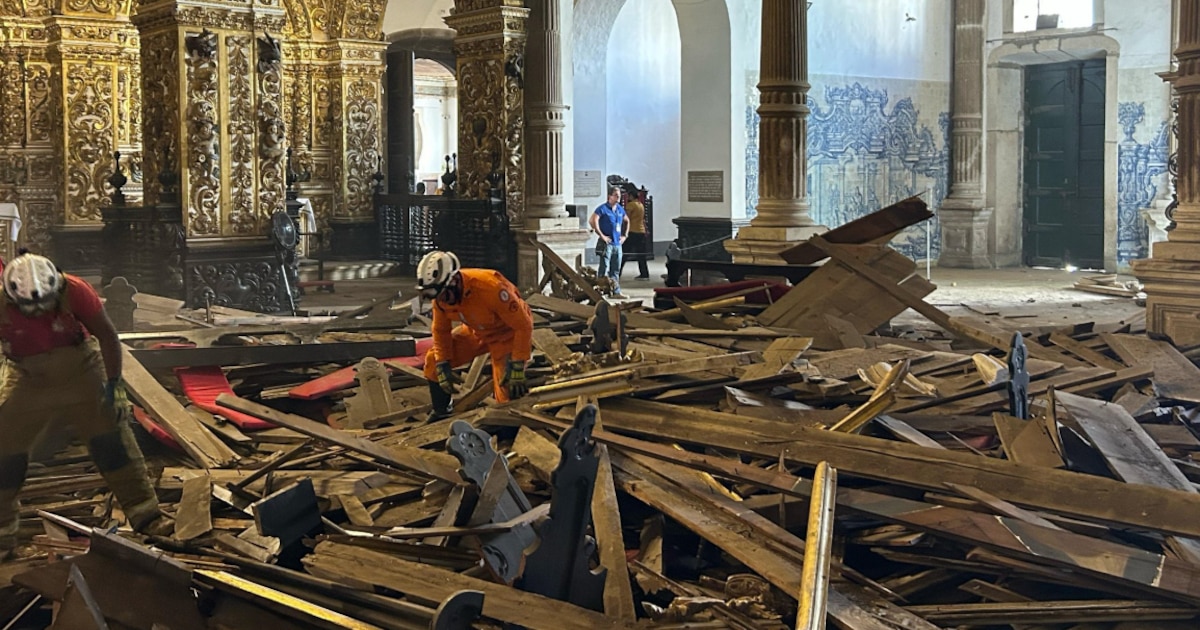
xmin=385 ymin=28 xmax=456 ymax=193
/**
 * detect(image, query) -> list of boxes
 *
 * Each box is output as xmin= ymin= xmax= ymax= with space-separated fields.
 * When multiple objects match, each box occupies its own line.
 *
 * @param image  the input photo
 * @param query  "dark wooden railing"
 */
xmin=375 ymin=188 xmax=515 ymax=280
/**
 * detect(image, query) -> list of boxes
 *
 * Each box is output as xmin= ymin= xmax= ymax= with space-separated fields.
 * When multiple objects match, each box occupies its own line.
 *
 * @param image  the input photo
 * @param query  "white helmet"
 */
xmin=3 ymin=254 xmax=65 ymax=315
xmin=416 ymin=250 xmax=461 ymax=293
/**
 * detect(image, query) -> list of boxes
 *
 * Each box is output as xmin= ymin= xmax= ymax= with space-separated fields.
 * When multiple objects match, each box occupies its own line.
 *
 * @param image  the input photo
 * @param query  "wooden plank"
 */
xmin=337 ymin=495 xmax=374 ymax=527
xmin=121 ymin=345 xmax=239 ymax=468
xmin=567 ymin=399 xmax=1200 ymax=539
xmin=779 ymin=195 xmax=933 ymax=265
xmin=531 ymin=238 xmax=605 ymax=304
xmin=526 ymin=293 xmax=688 ymax=330
xmin=215 ymin=394 xmax=461 ymax=484
xmin=175 ymin=475 xmax=213 ymax=541
xmin=1057 ymin=390 xmax=1200 ymax=564
xmin=739 ymin=337 xmax=812 ymax=382
xmin=505 ymin=411 xmax=1200 ymax=606
xmin=1047 ymin=332 xmax=1127 ymax=371
xmin=993 ymin=413 xmax=1064 ymax=468
xmin=305 ymin=541 xmax=641 ymax=630
xmin=588 ymin=401 xmax=637 ymax=621
xmin=1103 ymin=333 xmax=1200 ymax=403
xmin=611 ymin=452 xmax=934 ymax=630
xmin=532 ymin=327 xmax=575 ymax=366
xmin=196 ymin=570 xmax=386 ymax=630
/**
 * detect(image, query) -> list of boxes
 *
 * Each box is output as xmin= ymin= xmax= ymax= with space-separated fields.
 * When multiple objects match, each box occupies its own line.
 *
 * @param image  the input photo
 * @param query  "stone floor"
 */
xmin=296 ymin=259 xmax=1145 ymax=332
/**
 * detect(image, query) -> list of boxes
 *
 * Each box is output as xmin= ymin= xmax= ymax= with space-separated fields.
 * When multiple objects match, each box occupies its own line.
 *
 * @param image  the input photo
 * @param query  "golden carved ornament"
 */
xmin=256 ymin=31 xmax=285 ymax=228
xmin=63 ymin=61 xmax=116 ymax=222
xmin=342 ymin=76 xmax=379 ymax=218
xmin=185 ymin=29 xmax=220 ymax=236
xmin=139 ymin=32 xmax=179 ymax=206
xmin=226 ymin=34 xmax=256 ymax=235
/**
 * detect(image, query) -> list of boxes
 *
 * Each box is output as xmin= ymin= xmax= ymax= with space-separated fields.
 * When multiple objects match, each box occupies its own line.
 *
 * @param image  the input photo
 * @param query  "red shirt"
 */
xmin=0 ymin=274 xmax=102 ymax=359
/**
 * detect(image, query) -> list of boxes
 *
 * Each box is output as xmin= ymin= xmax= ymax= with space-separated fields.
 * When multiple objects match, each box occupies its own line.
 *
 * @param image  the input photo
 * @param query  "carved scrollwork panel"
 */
xmin=185 ymin=29 xmax=221 ymax=236
xmin=140 ymin=32 xmax=179 ymax=206
xmin=188 ymin=260 xmax=282 ymax=313
xmin=342 ymin=75 xmax=379 ymax=218
xmin=26 ymin=63 xmax=52 ymax=144
xmin=257 ymin=32 xmax=285 ymax=230
xmin=64 ymin=61 xmax=116 ymax=222
xmin=226 ymin=33 xmax=256 ymax=235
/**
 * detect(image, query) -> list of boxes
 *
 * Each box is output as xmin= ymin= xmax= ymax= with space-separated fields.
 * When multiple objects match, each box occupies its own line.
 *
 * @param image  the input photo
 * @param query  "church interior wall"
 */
xmin=984 ymin=0 xmax=1172 ymax=271
xmin=742 ymin=0 xmax=953 ymax=263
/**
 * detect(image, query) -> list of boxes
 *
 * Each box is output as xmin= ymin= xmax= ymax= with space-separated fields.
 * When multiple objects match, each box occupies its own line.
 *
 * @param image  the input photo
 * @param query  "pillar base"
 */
xmin=1131 ymin=251 xmax=1200 ymax=345
xmin=938 ymin=202 xmax=993 ymax=268
xmin=724 ymin=224 xmax=828 ymax=265
xmin=515 ymin=219 xmax=589 ymax=291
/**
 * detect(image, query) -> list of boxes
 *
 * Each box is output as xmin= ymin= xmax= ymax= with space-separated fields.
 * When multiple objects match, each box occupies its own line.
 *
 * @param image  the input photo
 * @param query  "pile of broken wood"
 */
xmin=5 ymin=208 xmax=1200 ymax=629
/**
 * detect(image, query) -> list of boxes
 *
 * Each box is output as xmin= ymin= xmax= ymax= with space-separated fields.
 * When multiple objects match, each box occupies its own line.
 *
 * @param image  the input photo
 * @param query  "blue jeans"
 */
xmin=597 ymin=241 xmax=623 ymax=293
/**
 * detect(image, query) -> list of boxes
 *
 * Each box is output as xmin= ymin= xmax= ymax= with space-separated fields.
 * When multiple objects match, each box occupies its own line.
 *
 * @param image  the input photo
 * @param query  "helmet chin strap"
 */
xmin=438 ymin=272 xmax=464 ymax=305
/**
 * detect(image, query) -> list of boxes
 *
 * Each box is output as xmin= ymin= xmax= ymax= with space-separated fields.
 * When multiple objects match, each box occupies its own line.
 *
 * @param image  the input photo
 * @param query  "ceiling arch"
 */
xmin=383 ymin=0 xmax=453 ymax=36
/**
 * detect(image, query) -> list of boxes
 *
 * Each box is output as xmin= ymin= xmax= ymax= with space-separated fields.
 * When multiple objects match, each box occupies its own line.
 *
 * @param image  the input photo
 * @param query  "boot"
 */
xmin=88 ymin=422 xmax=163 ymax=532
xmin=427 ymin=380 xmax=454 ymax=421
xmin=0 ymin=452 xmax=27 ymax=562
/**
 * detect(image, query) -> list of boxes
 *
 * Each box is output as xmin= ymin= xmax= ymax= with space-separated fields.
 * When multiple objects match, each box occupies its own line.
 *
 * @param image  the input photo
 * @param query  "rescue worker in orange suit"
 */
xmin=417 ymin=251 xmax=533 ymax=419
xmin=0 ymin=253 xmax=170 ymax=560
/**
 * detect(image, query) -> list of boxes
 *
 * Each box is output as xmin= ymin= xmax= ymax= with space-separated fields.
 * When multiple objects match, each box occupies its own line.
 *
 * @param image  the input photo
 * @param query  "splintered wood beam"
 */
xmin=904 ymin=600 xmax=1199 ymax=625
xmin=121 ymin=344 xmax=238 ymax=468
xmin=797 ymin=462 xmax=837 ymax=630
xmin=586 ymin=401 xmax=637 ymax=621
xmin=215 ymin=394 xmax=461 ymax=484
xmin=611 ymin=452 xmax=937 ymax=630
xmin=504 ymin=408 xmax=1200 ymax=606
xmin=305 ymin=541 xmax=642 ymax=630
xmin=195 ymin=570 xmax=386 ymax=630
xmin=1057 ymin=390 xmax=1200 ymax=565
xmin=585 ymin=399 xmax=1200 ymax=540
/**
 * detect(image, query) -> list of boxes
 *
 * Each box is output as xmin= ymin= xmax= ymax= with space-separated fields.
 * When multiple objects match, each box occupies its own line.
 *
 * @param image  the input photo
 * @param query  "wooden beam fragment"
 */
xmin=121 ymin=345 xmax=239 ymax=468
xmin=214 ymin=394 xmax=461 ymax=484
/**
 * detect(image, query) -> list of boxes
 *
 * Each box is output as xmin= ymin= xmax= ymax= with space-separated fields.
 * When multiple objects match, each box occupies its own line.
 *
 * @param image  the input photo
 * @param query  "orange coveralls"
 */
xmin=422 ymin=268 xmax=533 ymax=402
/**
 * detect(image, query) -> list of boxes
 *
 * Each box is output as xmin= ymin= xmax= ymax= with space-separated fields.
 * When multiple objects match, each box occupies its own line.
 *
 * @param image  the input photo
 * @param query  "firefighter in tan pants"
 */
xmin=0 ymin=253 xmax=169 ymax=560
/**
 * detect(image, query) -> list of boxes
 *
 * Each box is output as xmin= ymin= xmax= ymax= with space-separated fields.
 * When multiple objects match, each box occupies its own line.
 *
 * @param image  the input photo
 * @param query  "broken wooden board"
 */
xmin=758 ymin=244 xmax=935 ymax=335
xmin=214 ymin=394 xmax=461 ymax=484
xmin=1104 ymin=333 xmax=1200 ymax=403
xmin=305 ymin=541 xmax=642 ymax=630
xmin=779 ymin=195 xmax=933 ymax=265
xmin=121 ymin=344 xmax=239 ymax=468
xmin=549 ymin=400 xmax=1200 ymax=539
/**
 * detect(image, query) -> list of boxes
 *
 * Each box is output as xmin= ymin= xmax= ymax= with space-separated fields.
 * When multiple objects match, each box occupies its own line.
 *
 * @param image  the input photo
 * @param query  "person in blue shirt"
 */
xmin=589 ymin=185 xmax=630 ymax=298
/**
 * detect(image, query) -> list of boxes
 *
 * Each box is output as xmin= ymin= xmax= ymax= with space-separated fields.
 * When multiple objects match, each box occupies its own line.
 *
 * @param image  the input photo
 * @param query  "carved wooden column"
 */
xmin=513 ymin=0 xmax=587 ymax=290
xmin=939 ymin=0 xmax=992 ymax=268
xmin=133 ymin=0 xmax=292 ymax=310
xmin=0 ymin=11 xmax=55 ymax=257
xmin=446 ymin=0 xmax=528 ymax=207
xmin=1133 ymin=0 xmax=1200 ymax=343
xmin=324 ymin=38 xmax=387 ymax=259
xmin=726 ymin=0 xmax=825 ymax=264
xmin=42 ymin=6 xmax=141 ymax=271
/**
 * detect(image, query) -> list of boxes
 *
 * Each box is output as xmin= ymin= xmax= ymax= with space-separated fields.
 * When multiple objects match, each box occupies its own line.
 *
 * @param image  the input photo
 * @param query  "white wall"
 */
xmin=383 ymin=0 xmax=454 ymax=34
xmin=601 ymin=0 xmax=682 ymax=242
xmin=808 ymin=0 xmax=951 ymax=81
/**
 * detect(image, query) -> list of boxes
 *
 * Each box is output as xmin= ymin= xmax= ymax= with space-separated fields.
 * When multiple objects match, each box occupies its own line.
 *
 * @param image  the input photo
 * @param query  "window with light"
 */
xmin=1014 ymin=0 xmax=1094 ymax=32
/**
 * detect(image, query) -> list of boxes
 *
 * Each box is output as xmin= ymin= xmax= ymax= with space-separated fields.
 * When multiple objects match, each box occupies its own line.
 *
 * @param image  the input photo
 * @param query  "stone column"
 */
xmin=514 ymin=0 xmax=587 ymax=290
xmin=1133 ymin=0 xmax=1200 ymax=343
xmin=725 ymin=0 xmax=825 ymax=264
xmin=939 ymin=0 xmax=993 ymax=268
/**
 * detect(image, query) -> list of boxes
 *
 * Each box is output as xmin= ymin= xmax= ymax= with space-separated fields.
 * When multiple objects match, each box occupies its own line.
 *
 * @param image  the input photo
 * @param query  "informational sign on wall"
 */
xmin=574 ymin=170 xmax=602 ymax=197
xmin=687 ymin=170 xmax=724 ymax=202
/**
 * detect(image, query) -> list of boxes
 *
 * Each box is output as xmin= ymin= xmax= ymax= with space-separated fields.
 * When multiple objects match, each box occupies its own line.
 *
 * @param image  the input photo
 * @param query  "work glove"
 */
xmin=505 ymin=359 xmax=528 ymax=399
xmin=435 ymin=361 xmax=462 ymax=395
xmin=102 ymin=378 xmax=125 ymax=410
